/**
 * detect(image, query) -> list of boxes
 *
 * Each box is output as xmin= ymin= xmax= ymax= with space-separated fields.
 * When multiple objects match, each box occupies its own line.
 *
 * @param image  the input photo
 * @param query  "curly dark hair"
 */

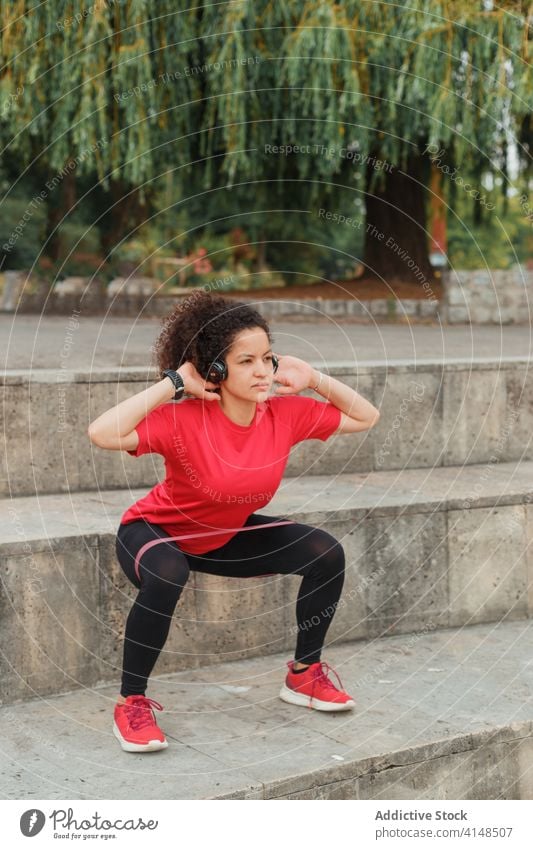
xmin=154 ymin=290 xmax=273 ymax=380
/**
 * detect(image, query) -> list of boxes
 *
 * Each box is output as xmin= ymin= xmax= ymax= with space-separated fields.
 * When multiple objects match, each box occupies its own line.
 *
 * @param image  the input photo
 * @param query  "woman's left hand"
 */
xmin=272 ymin=355 xmax=315 ymax=395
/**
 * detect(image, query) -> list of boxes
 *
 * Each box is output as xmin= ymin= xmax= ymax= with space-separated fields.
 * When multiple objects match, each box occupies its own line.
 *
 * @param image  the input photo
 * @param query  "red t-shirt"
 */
xmin=120 ymin=394 xmax=341 ymax=554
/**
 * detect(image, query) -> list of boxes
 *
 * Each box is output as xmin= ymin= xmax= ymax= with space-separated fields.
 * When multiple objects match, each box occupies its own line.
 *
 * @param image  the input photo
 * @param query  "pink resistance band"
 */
xmin=134 ymin=519 xmax=297 ymax=582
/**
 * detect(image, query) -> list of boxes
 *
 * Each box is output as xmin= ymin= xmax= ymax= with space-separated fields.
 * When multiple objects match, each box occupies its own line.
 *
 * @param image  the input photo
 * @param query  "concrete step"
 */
xmin=2 ymin=461 xmax=533 ymax=704
xmin=2 ymin=357 xmax=532 ymax=496
xmin=2 ymin=619 xmax=533 ymax=800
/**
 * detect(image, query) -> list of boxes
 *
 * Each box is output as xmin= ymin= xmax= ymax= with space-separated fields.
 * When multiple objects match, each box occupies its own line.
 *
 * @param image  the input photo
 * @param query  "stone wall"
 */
xmin=442 ymin=266 xmax=533 ymax=324
xmin=4 ymin=266 xmax=533 ymax=324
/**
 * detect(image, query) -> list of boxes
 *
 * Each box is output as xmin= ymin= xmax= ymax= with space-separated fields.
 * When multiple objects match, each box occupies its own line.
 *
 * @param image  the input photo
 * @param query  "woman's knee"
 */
xmin=308 ymin=530 xmax=345 ymax=577
xmin=139 ymin=554 xmax=191 ymax=602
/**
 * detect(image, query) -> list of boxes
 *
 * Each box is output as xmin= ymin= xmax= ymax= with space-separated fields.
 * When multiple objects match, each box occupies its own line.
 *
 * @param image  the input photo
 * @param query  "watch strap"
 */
xmin=162 ymin=369 xmax=185 ymax=400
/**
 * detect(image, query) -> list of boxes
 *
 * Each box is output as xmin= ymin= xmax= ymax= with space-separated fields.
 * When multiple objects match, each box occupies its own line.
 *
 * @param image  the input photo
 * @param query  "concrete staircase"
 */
xmin=1 ymin=357 xmax=533 ymax=798
xmin=1 ymin=620 xmax=533 ymax=799
xmin=3 ymin=357 xmax=533 ymax=497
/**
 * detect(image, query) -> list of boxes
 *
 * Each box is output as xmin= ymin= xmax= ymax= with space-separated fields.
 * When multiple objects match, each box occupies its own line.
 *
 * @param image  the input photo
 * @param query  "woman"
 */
xmin=88 ymin=292 xmax=380 ymax=752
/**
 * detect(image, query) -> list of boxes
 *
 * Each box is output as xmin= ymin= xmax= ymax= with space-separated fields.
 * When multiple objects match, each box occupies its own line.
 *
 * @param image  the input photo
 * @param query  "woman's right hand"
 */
xmin=176 ymin=361 xmax=221 ymax=401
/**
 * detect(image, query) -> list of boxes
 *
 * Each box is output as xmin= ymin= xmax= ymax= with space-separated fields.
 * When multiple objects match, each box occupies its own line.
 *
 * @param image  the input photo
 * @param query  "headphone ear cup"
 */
xmin=206 ymin=360 xmax=227 ymax=384
xmin=272 ymin=354 xmax=279 ymax=373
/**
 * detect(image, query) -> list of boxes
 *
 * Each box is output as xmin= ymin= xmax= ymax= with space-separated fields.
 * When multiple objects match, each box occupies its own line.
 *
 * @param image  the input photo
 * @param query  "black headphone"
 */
xmin=206 ymin=353 xmax=279 ymax=384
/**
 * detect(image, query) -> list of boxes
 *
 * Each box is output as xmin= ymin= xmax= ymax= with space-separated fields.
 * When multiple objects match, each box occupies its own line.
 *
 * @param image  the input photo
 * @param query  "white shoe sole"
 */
xmin=279 ymin=684 xmax=355 ymax=712
xmin=113 ymin=722 xmax=169 ymax=752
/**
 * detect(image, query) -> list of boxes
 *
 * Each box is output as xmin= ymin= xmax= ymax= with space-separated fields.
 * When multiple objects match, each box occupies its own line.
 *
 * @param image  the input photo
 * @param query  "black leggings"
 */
xmin=115 ymin=513 xmax=346 ymax=697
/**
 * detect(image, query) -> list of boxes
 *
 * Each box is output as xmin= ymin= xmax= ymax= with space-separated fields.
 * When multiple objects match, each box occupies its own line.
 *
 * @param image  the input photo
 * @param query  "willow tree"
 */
xmin=1 ymin=0 xmax=531 ymax=281
xmin=197 ymin=0 xmax=532 ymax=281
xmin=0 ymin=0 xmax=202 ymax=260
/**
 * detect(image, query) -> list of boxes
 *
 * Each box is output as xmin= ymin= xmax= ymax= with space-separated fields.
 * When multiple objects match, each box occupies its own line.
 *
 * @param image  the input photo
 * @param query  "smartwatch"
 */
xmin=162 ymin=369 xmax=185 ymax=400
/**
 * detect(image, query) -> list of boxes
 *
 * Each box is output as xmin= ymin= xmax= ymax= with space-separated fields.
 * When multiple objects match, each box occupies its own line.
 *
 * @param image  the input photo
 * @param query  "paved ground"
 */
xmin=1 ymin=314 xmax=532 ymax=370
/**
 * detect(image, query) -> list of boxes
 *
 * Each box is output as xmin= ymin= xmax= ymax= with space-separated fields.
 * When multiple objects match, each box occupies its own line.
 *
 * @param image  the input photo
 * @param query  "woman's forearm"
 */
xmin=88 ymin=375 xmax=176 ymax=444
xmin=308 ymin=368 xmax=380 ymax=425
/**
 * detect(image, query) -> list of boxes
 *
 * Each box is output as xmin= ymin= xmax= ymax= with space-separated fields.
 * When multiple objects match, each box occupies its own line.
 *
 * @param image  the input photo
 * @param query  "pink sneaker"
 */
xmin=280 ymin=660 xmax=355 ymax=711
xmin=113 ymin=695 xmax=169 ymax=752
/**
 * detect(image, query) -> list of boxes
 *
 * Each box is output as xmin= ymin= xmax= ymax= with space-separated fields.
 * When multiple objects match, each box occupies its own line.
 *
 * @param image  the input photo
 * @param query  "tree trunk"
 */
xmin=45 ymin=169 xmax=77 ymax=261
xmin=255 ymin=237 xmax=267 ymax=272
xmin=501 ymin=137 xmax=509 ymax=216
xmin=363 ymin=155 xmax=434 ymax=284
xmin=98 ymin=181 xmax=152 ymax=259
xmin=472 ymin=160 xmax=484 ymax=226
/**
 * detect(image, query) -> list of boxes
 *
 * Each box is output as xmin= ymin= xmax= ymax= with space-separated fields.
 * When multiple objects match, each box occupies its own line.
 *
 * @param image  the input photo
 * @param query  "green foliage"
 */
xmin=448 ymin=194 xmax=533 ymax=269
xmin=109 ymin=224 xmax=176 ymax=279
xmin=0 ymin=195 xmax=47 ymax=270
xmin=0 ymin=1 xmax=531 ymax=278
xmin=2 ymin=2 xmax=529 ymax=190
